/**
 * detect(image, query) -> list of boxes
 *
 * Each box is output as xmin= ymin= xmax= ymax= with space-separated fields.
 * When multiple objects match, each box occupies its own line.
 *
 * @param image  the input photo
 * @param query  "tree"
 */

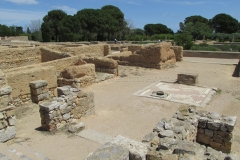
xmin=41 ymin=10 xmax=67 ymax=42
xmin=144 ymin=24 xmax=173 ymax=36
xmin=174 ymin=33 xmax=193 ymax=50
xmin=210 ymin=13 xmax=239 ymax=34
xmin=184 ymin=15 xmax=209 ymax=25
xmin=181 ymin=22 xmax=212 ymax=40
xmin=101 ymin=5 xmax=124 ymax=40
xmin=0 ymin=24 xmax=10 ymax=36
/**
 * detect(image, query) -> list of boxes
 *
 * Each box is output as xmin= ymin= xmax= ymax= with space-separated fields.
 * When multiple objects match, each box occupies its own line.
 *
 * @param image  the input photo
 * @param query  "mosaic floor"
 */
xmin=133 ymin=82 xmax=216 ymax=107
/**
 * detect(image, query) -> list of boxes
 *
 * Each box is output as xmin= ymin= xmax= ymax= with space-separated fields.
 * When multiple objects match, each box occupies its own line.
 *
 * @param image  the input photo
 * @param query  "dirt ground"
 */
xmin=13 ymin=60 xmax=240 ymax=160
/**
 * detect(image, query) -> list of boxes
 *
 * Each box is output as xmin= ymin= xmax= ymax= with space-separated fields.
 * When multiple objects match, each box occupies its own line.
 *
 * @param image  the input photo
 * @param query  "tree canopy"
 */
xmin=144 ymin=23 xmax=173 ymax=36
xmin=210 ymin=13 xmax=239 ymax=34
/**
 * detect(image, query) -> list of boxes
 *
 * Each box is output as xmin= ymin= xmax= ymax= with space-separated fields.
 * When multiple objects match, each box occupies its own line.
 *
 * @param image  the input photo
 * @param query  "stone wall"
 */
xmin=107 ymin=43 xmax=176 ymax=69
xmin=171 ymin=46 xmax=183 ymax=62
xmin=0 ymin=47 xmax=41 ymax=70
xmin=144 ymin=105 xmax=238 ymax=159
xmin=177 ymin=73 xmax=198 ymax=85
xmin=83 ymin=57 xmax=118 ymax=76
xmin=39 ymin=86 xmax=94 ymax=131
xmin=2 ymin=36 xmax=28 ymax=41
xmin=58 ymin=64 xmax=96 ymax=88
xmin=127 ymin=45 xmax=143 ymax=53
xmin=183 ymin=50 xmax=240 ymax=59
xmin=40 ymin=47 xmax=71 ymax=62
xmin=45 ymin=44 xmax=110 ymax=57
xmin=0 ymin=69 xmax=16 ymax=142
xmin=5 ymin=65 xmax=57 ymax=99
xmin=29 ymin=80 xmax=50 ymax=103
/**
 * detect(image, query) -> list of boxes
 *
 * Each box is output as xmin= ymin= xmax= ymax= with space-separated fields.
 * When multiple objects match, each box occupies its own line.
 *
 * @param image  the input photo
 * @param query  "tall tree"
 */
xmin=210 ymin=13 xmax=239 ymax=34
xmin=101 ymin=5 xmax=124 ymax=40
xmin=144 ymin=23 xmax=173 ymax=36
xmin=41 ymin=10 xmax=67 ymax=42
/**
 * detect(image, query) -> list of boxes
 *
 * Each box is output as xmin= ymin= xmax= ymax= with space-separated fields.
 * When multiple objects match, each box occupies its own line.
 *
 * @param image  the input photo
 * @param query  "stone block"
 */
xmin=32 ymin=92 xmax=49 ymax=103
xmin=146 ymin=150 xmax=161 ymax=160
xmin=223 ymin=116 xmax=237 ymax=132
xmin=0 ymin=86 xmax=12 ymax=96
xmin=110 ymin=135 xmax=148 ymax=160
xmin=6 ymin=110 xmax=15 ymax=117
xmin=209 ymin=141 xmax=222 ymax=151
xmin=142 ymin=132 xmax=157 ymax=143
xmin=68 ymin=122 xmax=85 ymax=133
xmin=30 ymin=87 xmax=47 ymax=96
xmin=61 ymin=106 xmax=72 ymax=115
xmin=57 ymin=86 xmax=71 ymax=96
xmin=63 ymin=113 xmax=71 ymax=120
xmin=29 ymin=80 xmax=48 ymax=89
xmin=84 ymin=143 xmax=129 ymax=160
xmin=0 ymin=112 xmax=4 ymax=119
xmin=0 ymin=126 xmax=16 ymax=142
xmin=198 ymin=117 xmax=208 ymax=128
xmin=39 ymin=101 xmax=59 ymax=112
xmin=0 ymin=95 xmax=10 ymax=107
xmin=205 ymin=129 xmax=214 ymax=137
xmin=159 ymin=130 xmax=174 ymax=138
xmin=177 ymin=73 xmax=198 ymax=85
xmin=207 ymin=120 xmax=221 ymax=131
xmin=197 ymin=133 xmax=211 ymax=145
xmin=7 ymin=116 xmax=16 ymax=126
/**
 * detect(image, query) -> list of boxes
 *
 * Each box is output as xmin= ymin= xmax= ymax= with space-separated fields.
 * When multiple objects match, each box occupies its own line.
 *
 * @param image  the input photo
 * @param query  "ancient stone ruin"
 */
xmin=85 ymin=105 xmax=239 ymax=160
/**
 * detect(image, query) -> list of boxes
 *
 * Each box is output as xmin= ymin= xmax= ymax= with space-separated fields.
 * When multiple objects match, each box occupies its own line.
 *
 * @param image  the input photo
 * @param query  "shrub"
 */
xmin=174 ymin=34 xmax=193 ymax=50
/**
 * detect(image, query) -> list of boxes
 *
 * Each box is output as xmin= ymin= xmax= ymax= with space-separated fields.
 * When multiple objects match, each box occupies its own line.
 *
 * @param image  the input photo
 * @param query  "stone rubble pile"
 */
xmin=39 ymin=85 xmax=94 ymax=131
xmin=0 ymin=69 xmax=16 ymax=142
xmin=144 ymin=105 xmax=239 ymax=159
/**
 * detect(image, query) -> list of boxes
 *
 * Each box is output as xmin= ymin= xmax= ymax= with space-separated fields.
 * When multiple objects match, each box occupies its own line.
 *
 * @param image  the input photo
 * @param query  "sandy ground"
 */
xmin=13 ymin=59 xmax=240 ymax=160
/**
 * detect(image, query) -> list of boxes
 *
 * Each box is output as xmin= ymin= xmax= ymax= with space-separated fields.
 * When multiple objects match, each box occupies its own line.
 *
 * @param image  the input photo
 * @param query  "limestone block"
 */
xmin=209 ymin=141 xmax=222 ymax=151
xmin=207 ymin=120 xmax=221 ymax=131
xmin=84 ymin=143 xmax=129 ymax=160
xmin=197 ymin=133 xmax=211 ymax=144
xmin=205 ymin=129 xmax=214 ymax=137
xmin=173 ymin=140 xmax=205 ymax=157
xmin=0 ymin=95 xmax=10 ymax=107
xmin=146 ymin=150 xmax=161 ymax=160
xmin=68 ymin=122 xmax=85 ymax=133
xmin=0 ymin=86 xmax=12 ymax=96
xmin=7 ymin=116 xmax=16 ymax=126
xmin=177 ymin=73 xmax=198 ymax=85
xmin=57 ymin=86 xmax=71 ymax=96
xmin=29 ymin=80 xmax=48 ymax=89
xmin=0 ymin=126 xmax=16 ymax=142
xmin=159 ymin=130 xmax=174 ymax=138
xmin=154 ymin=119 xmax=166 ymax=132
xmin=59 ymin=102 xmax=67 ymax=110
xmin=158 ymin=137 xmax=178 ymax=150
xmin=110 ymin=135 xmax=148 ymax=160
xmin=31 ymin=93 xmax=49 ymax=103
xmin=6 ymin=110 xmax=15 ymax=117
xmin=30 ymin=87 xmax=47 ymax=96
xmin=62 ymin=113 xmax=71 ymax=120
xmin=223 ymin=116 xmax=237 ymax=132
xmin=142 ymin=132 xmax=158 ymax=143
xmin=39 ymin=101 xmax=59 ymax=112
xmin=198 ymin=117 xmax=208 ymax=128
xmin=61 ymin=106 xmax=72 ymax=115
xmin=0 ymin=112 xmax=4 ymax=119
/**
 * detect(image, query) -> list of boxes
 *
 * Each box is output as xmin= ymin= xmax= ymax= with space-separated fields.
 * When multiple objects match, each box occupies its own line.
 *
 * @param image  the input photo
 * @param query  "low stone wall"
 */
xmin=39 ymin=86 xmax=94 ymax=131
xmin=0 ymin=69 xmax=16 ymax=142
xmin=183 ymin=50 xmax=240 ymax=59
xmin=107 ymin=43 xmax=176 ymax=69
xmin=83 ymin=57 xmax=118 ymax=76
xmin=177 ymin=73 xmax=198 ymax=85
xmin=58 ymin=76 xmax=96 ymax=88
xmin=0 ymin=106 xmax=16 ymax=142
xmin=127 ymin=45 xmax=143 ymax=53
xmin=144 ymin=105 xmax=238 ymax=159
xmin=6 ymin=65 xmax=57 ymax=99
xmin=171 ymin=46 xmax=183 ymax=61
xmin=4 ymin=36 xmax=28 ymax=41
xmin=40 ymin=47 xmax=71 ymax=62
xmin=0 ymin=47 xmax=42 ymax=70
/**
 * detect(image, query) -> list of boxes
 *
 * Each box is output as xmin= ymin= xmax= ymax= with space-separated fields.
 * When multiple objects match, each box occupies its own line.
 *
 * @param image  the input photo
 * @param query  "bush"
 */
xmin=174 ymin=34 xmax=193 ymax=50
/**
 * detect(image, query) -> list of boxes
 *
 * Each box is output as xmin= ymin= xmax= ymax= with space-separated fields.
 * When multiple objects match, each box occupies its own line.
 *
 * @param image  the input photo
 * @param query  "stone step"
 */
xmin=77 ymin=129 xmax=113 ymax=144
xmin=0 ymin=142 xmax=50 ymax=160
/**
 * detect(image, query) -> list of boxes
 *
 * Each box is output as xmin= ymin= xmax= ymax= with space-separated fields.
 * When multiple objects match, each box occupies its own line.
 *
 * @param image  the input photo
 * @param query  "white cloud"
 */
xmin=53 ymin=6 xmax=77 ymax=14
xmin=0 ymin=9 xmax=45 ymax=26
xmin=5 ymin=0 xmax=39 ymax=5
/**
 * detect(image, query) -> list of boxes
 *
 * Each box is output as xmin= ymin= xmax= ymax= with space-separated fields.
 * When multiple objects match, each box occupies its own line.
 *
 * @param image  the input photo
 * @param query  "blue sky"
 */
xmin=0 ymin=0 xmax=240 ymax=32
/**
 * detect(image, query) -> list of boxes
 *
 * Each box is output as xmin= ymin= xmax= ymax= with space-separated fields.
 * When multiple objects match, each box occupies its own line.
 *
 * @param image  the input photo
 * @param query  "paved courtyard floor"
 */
xmin=133 ymin=82 xmax=216 ymax=107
